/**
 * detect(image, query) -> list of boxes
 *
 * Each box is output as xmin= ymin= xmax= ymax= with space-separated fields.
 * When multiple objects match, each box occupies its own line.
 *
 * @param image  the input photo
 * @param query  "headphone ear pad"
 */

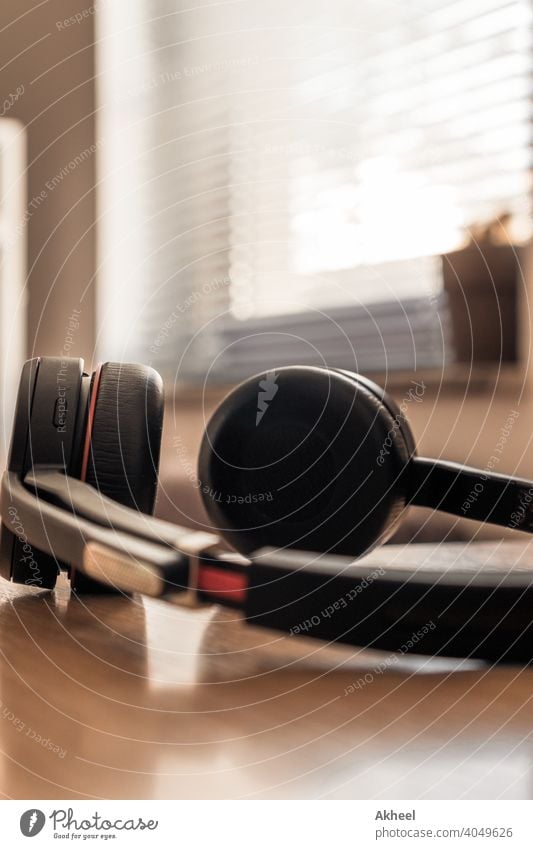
xmin=84 ymin=362 xmax=164 ymax=513
xmin=72 ymin=362 xmax=164 ymax=594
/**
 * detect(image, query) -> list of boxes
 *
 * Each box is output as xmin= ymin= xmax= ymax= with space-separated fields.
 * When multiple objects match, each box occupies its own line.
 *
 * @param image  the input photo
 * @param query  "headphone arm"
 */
xmin=4 ymin=468 xmax=533 ymax=663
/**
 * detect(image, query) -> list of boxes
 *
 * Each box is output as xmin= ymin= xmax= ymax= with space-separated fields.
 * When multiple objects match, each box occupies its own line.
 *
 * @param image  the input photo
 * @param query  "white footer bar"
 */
xmin=2 ymin=799 xmax=531 ymax=847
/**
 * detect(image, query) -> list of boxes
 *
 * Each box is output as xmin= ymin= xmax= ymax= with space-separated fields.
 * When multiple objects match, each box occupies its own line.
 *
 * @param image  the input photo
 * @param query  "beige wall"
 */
xmin=0 ymin=0 xmax=97 ymax=364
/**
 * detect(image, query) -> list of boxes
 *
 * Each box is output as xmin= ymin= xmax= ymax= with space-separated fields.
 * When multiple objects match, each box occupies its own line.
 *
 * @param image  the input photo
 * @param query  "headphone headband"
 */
xmin=3 ymin=467 xmax=533 ymax=663
xmin=2 ymin=357 xmax=533 ymax=664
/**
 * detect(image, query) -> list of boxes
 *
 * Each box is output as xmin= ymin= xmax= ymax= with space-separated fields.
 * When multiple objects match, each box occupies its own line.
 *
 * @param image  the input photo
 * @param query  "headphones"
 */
xmin=2 ymin=356 xmax=533 ymax=663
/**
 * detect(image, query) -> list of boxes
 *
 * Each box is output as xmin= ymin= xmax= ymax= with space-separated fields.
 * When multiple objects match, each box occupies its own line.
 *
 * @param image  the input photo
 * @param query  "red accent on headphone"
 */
xmin=80 ymin=364 xmax=103 ymax=483
xmin=197 ymin=565 xmax=248 ymax=604
xmin=71 ymin=364 xmax=103 ymax=586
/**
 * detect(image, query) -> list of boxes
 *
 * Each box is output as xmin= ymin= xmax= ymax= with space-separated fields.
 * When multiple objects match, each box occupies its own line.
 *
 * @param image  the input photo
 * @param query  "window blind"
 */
xmin=96 ymin=0 xmax=532 ymax=382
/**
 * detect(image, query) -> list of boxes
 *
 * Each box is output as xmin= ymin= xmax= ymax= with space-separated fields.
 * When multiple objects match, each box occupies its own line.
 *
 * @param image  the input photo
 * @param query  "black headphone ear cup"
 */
xmin=83 ymin=362 xmax=164 ymax=513
xmin=332 ymin=368 xmax=417 ymax=458
xmin=0 ymin=357 xmax=86 ymax=590
xmin=198 ymin=365 xmax=412 ymax=558
xmin=72 ymin=362 xmax=164 ymax=593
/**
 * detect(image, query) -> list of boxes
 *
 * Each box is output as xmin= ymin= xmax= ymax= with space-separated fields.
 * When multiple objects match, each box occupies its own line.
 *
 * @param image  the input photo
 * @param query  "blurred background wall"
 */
xmin=0 ymin=0 xmax=96 ymax=362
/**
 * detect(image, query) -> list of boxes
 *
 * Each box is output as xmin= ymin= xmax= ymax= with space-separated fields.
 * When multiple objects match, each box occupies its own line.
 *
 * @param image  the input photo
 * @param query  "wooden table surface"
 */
xmin=1 ymin=542 xmax=533 ymax=800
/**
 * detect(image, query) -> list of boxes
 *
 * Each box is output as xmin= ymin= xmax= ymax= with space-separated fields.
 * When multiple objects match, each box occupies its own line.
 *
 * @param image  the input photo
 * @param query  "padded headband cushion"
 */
xmin=85 ymin=362 xmax=164 ymax=515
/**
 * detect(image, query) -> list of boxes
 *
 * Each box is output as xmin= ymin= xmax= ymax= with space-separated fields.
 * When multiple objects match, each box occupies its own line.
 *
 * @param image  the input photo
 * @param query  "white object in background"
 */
xmin=0 ymin=119 xmax=26 ymax=467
